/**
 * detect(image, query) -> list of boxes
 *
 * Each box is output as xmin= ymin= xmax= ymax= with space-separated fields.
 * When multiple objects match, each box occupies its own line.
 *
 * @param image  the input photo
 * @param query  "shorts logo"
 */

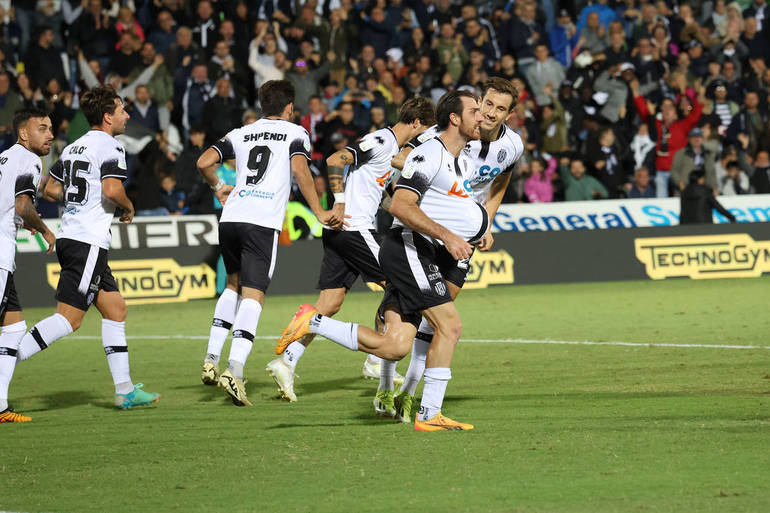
xmin=497 ymin=149 xmax=507 ymax=163
xmin=428 ymin=264 xmax=439 ymax=273
xmin=434 ymin=281 xmax=446 ymax=296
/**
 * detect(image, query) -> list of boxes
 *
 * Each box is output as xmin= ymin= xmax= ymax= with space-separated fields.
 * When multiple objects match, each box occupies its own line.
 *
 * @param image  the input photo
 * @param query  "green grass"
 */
xmin=1 ymin=278 xmax=769 ymax=513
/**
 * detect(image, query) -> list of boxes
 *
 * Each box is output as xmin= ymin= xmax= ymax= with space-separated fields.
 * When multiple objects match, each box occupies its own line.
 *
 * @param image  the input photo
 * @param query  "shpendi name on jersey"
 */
xmin=243 ymin=132 xmax=287 ymax=142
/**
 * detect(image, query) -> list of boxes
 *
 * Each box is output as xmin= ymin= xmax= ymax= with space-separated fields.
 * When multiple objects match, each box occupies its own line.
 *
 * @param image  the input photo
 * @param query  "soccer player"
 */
xmin=277 ymin=90 xmax=484 ymax=431
xmin=266 ymin=97 xmax=436 ymax=402
xmin=389 ymin=77 xmax=523 ymax=422
xmin=16 ymin=86 xmax=161 ymax=410
xmin=197 ymin=79 xmax=343 ymax=406
xmin=0 ymin=108 xmax=57 ymax=423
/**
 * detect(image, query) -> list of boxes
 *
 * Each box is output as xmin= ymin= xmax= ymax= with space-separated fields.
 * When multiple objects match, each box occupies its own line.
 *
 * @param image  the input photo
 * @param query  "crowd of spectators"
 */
xmin=3 ymin=0 xmax=770 ymax=221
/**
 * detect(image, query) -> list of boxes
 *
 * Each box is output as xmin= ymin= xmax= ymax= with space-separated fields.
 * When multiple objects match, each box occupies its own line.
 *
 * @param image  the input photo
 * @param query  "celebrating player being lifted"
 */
xmin=198 ymin=79 xmax=344 ymax=406
xmin=278 ymin=90 xmax=484 ymax=430
xmin=16 ymin=87 xmax=161 ymax=410
xmin=0 ymin=108 xmax=57 ymax=423
xmin=266 ymin=97 xmax=435 ymax=402
xmin=385 ymin=77 xmax=523 ymax=422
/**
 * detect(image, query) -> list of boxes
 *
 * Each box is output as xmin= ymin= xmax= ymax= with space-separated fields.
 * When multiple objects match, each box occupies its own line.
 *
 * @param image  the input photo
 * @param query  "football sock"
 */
xmin=401 ymin=325 xmax=432 ymax=396
xmin=366 ymin=354 xmax=383 ymax=364
xmin=227 ymin=298 xmax=262 ymax=379
xmin=283 ymin=341 xmax=305 ymax=370
xmin=309 ymin=314 xmax=358 ymax=351
xmin=16 ymin=313 xmax=73 ymax=362
xmin=102 ymin=319 xmax=133 ymax=394
xmin=206 ymin=288 xmax=239 ymax=364
xmin=0 ymin=321 xmax=27 ymax=411
xmin=378 ymin=359 xmax=396 ymax=392
xmin=418 ymin=367 xmax=451 ymax=421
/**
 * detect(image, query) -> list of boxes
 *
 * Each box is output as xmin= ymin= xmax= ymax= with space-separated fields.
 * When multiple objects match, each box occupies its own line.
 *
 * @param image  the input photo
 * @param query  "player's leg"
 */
xmin=201 ymin=273 xmax=240 ymax=385
xmin=414 ymin=301 xmax=472 ymax=431
xmin=95 ymin=270 xmax=160 ymax=409
xmin=0 ymin=272 xmax=30 ymax=422
xmin=219 ymin=225 xmax=277 ymax=406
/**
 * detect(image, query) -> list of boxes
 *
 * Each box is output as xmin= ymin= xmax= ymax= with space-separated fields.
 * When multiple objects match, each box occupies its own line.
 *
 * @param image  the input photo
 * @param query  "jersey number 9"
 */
xmin=246 ymin=145 xmax=272 ymax=186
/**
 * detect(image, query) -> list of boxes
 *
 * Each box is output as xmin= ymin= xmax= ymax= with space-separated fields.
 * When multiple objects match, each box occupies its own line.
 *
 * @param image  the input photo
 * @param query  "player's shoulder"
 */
xmin=361 ymin=127 xmax=395 ymax=150
xmin=409 ymin=136 xmax=444 ymax=161
xmin=407 ymin=124 xmax=439 ymax=148
xmin=500 ymin=125 xmax=524 ymax=152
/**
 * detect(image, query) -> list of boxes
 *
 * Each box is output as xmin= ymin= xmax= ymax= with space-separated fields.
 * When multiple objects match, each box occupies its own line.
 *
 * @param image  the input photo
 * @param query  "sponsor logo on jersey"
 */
xmin=359 ymin=137 xmax=377 ymax=152
xmin=375 ymin=170 xmax=392 ymax=188
xmin=46 ymin=258 xmax=216 ymax=305
xmin=237 ymin=188 xmax=276 ymax=200
xmin=463 ymin=250 xmax=514 ymax=289
xmin=448 ymin=181 xmax=470 ymax=198
xmin=635 ymin=234 xmax=770 ymax=280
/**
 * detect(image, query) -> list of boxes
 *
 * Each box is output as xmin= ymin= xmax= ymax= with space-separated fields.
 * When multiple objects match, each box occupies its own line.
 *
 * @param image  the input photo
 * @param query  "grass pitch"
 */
xmin=1 ymin=278 xmax=769 ymax=513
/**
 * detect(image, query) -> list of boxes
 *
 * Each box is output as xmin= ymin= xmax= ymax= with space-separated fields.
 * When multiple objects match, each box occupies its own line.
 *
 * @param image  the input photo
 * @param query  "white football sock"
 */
xmin=16 ymin=313 xmax=73 ymax=362
xmin=401 ymin=329 xmax=431 ymax=396
xmin=418 ymin=367 xmax=452 ymax=421
xmin=282 ymin=341 xmax=305 ymax=370
xmin=102 ymin=319 xmax=133 ymax=394
xmin=206 ymin=288 xmax=239 ymax=364
xmin=366 ymin=354 xmax=382 ymax=364
xmin=227 ymin=298 xmax=262 ymax=378
xmin=378 ymin=359 xmax=396 ymax=392
xmin=309 ymin=314 xmax=358 ymax=351
xmin=0 ymin=320 xmax=27 ymax=411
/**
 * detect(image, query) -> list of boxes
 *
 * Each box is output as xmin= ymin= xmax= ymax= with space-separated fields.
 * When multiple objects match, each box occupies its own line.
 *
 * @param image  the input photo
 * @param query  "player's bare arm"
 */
xmin=42 ymin=177 xmax=64 ymax=203
xmin=102 ymin=177 xmax=135 ymax=224
xmin=15 ymin=194 xmax=55 ymax=253
xmin=390 ymin=146 xmax=413 ymax=171
xmin=325 ymin=148 xmax=353 ymax=220
xmin=390 ymin=188 xmax=472 ymax=260
xmin=197 ymin=147 xmax=233 ymax=205
xmin=478 ymin=171 xmax=512 ymax=251
xmin=292 ymin=154 xmax=345 ymax=230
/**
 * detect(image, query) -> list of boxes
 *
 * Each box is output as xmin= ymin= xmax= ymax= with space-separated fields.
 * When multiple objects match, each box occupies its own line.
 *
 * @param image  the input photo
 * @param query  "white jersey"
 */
xmin=0 ymin=144 xmax=43 ymax=272
xmin=343 ymin=127 xmax=400 ymax=231
xmin=50 ymin=130 xmax=128 ymax=249
xmin=394 ymin=136 xmax=488 ymax=244
xmin=213 ymin=118 xmax=311 ymax=231
xmin=463 ymin=124 xmax=523 ymax=203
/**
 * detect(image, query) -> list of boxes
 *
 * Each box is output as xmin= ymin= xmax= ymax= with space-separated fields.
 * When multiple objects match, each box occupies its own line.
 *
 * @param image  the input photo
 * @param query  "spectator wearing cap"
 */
xmin=525 ymin=43 xmax=565 ymax=106
xmin=680 ymin=169 xmax=737 ymax=224
xmin=627 ymin=167 xmax=656 ymax=198
xmin=671 ymin=127 xmax=718 ymax=193
xmin=560 ymin=158 xmax=609 ymax=201
xmin=549 ymin=9 xmax=579 ymax=68
xmin=632 ymin=78 xmax=705 ymax=197
xmin=704 ymin=79 xmax=740 ymax=132
xmin=686 ymin=39 xmax=709 ymax=78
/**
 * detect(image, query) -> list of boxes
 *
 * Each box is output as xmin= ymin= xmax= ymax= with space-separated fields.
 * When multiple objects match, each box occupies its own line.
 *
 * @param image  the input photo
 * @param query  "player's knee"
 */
xmin=439 ymin=319 xmax=462 ymax=343
xmin=68 ymin=316 xmax=82 ymax=331
xmin=107 ymin=300 xmax=128 ymax=322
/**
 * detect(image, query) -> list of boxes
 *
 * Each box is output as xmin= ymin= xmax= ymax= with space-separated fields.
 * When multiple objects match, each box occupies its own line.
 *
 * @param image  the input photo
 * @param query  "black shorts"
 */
xmin=317 ymin=228 xmax=386 ymax=290
xmin=55 ymin=238 xmax=119 ymax=311
xmin=0 ymin=270 xmax=21 ymax=318
xmin=219 ymin=222 xmax=279 ymax=292
xmin=379 ymin=228 xmax=463 ymax=328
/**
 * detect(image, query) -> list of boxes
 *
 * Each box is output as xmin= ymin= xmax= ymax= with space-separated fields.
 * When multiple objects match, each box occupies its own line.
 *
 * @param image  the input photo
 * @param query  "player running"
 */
xmin=265 ymin=97 xmax=435 ymax=402
xmin=277 ymin=90 xmax=484 ymax=431
xmin=0 ymin=108 xmax=57 ymax=423
xmin=197 ymin=79 xmax=343 ymax=406
xmin=387 ymin=77 xmax=523 ymax=422
xmin=17 ymin=86 xmax=161 ymax=410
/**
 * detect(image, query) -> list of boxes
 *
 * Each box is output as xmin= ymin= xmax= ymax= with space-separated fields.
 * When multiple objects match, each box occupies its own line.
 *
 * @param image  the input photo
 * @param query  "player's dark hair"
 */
xmin=81 ymin=86 xmax=122 ymax=126
xmin=13 ymin=107 xmax=51 ymax=138
xmin=481 ymin=77 xmax=518 ymax=112
xmin=259 ymin=79 xmax=296 ymax=117
xmin=398 ymin=96 xmax=436 ymax=127
xmin=436 ymin=90 xmax=477 ymax=130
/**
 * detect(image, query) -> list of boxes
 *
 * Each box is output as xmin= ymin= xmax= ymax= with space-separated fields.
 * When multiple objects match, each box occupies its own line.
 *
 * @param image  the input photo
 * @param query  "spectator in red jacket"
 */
xmin=632 ymin=79 xmax=705 ymax=197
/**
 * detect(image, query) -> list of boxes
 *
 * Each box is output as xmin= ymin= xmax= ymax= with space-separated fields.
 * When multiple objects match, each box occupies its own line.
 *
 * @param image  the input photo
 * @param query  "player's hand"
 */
xmin=331 ymin=202 xmax=346 ymax=226
xmin=215 ymin=185 xmax=234 ymax=205
xmin=119 ymin=207 xmax=135 ymax=224
xmin=478 ymin=231 xmax=494 ymax=252
xmin=443 ymin=232 xmax=473 ymax=261
xmin=42 ymin=230 xmax=56 ymax=254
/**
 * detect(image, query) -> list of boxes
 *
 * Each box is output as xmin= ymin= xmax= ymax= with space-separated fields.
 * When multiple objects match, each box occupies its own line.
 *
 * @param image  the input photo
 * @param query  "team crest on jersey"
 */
xmin=497 ymin=149 xmax=507 ymax=163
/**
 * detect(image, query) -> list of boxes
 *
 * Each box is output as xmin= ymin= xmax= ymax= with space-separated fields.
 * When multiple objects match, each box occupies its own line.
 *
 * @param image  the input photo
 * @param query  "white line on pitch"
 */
xmin=66 ymin=335 xmax=768 ymax=350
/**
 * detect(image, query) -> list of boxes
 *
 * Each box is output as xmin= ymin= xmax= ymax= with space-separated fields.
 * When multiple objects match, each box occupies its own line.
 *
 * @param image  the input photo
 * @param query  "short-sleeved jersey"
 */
xmin=463 ymin=124 xmax=523 ymax=203
xmin=0 ymin=144 xmax=43 ymax=272
xmin=50 ymin=130 xmax=128 ymax=250
xmin=343 ymin=127 xmax=400 ymax=231
xmin=212 ymin=118 xmax=311 ymax=231
xmin=394 ymin=137 xmax=488 ymax=244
